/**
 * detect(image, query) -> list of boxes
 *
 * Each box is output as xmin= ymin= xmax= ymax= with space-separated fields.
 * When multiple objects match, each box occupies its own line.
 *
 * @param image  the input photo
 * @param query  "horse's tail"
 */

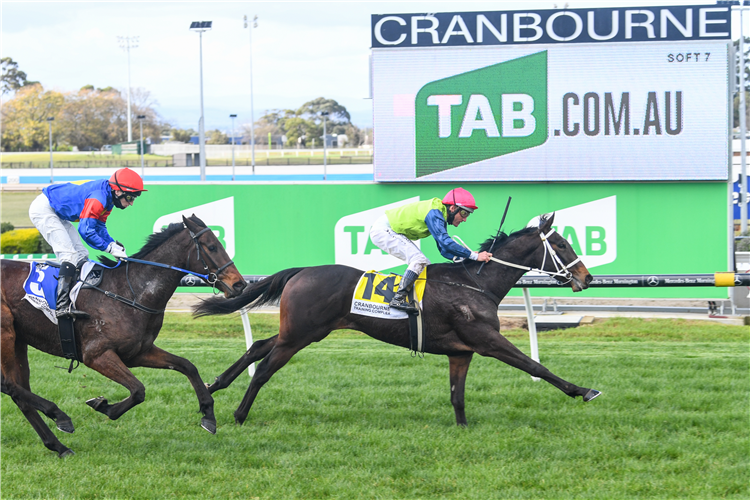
xmin=192 ymin=267 xmax=306 ymax=317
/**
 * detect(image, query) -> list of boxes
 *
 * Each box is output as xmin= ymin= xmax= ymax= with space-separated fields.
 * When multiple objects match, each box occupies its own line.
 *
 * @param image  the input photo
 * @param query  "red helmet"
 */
xmin=109 ymin=168 xmax=147 ymax=193
xmin=442 ymin=188 xmax=477 ymax=212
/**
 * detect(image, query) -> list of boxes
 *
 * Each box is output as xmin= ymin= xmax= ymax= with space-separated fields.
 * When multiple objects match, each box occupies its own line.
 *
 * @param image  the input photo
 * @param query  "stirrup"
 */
xmin=390 ymin=295 xmax=417 ymax=313
xmin=56 ymin=307 xmax=90 ymax=319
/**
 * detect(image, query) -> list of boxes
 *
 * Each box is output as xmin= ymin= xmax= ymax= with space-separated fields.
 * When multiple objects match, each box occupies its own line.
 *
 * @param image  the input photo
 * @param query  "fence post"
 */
xmin=522 ymin=288 xmax=541 ymax=382
xmin=240 ymin=310 xmax=256 ymax=377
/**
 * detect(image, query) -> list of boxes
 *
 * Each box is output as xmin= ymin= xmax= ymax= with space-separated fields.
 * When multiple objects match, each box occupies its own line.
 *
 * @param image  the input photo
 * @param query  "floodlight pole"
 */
xmin=190 ymin=22 xmax=212 ymax=182
xmin=47 ymin=117 xmax=54 ymax=183
xmin=137 ymin=115 xmax=146 ymax=178
xmin=198 ymin=31 xmax=207 ymax=181
xmin=230 ymin=114 xmax=237 ymax=181
xmin=117 ymin=36 xmax=139 ymax=142
xmin=741 ymin=3 xmax=748 ymax=233
xmin=321 ymin=111 xmax=329 ymax=181
xmin=245 ymin=15 xmax=258 ymax=175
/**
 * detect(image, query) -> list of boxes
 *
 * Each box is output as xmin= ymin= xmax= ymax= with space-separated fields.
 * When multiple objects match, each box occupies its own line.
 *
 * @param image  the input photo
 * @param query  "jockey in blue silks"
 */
xmin=29 ymin=168 xmax=146 ymax=318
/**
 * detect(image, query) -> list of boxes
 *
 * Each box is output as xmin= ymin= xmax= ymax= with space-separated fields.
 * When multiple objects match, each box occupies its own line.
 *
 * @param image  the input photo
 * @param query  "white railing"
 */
xmin=150 ymin=143 xmax=373 ymax=159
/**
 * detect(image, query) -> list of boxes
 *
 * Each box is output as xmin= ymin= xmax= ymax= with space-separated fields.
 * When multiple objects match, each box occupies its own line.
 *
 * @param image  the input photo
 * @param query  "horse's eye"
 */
xmin=208 ymin=245 xmax=217 ymax=252
xmin=558 ymin=242 xmax=567 ymax=250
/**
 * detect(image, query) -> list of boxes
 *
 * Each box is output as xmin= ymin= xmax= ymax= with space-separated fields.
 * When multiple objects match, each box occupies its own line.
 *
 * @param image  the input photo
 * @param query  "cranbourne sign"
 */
xmin=372 ymin=6 xmax=731 ymax=47
xmin=371 ymin=5 xmax=732 ymax=182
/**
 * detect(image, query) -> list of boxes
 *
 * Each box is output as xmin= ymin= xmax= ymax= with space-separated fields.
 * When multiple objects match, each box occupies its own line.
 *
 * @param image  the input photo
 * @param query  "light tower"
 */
xmin=117 ymin=35 xmax=139 ymax=142
xmin=190 ymin=21 xmax=212 ymax=181
xmin=244 ymin=14 xmax=258 ymax=174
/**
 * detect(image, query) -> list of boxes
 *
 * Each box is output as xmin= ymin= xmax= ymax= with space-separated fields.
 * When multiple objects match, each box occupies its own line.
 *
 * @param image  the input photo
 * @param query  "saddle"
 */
xmin=349 ymin=270 xmax=427 ymax=354
xmin=22 ymin=261 xmax=105 ymax=367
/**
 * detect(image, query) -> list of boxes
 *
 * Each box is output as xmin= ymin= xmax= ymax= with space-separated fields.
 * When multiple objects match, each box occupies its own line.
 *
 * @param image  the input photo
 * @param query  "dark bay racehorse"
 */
xmin=194 ymin=214 xmax=600 ymax=427
xmin=1 ymin=215 xmax=246 ymax=457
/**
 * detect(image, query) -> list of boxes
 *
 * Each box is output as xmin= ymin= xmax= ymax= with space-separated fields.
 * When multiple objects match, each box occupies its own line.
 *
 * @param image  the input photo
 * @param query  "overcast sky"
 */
xmin=1 ymin=0 xmax=742 ymax=132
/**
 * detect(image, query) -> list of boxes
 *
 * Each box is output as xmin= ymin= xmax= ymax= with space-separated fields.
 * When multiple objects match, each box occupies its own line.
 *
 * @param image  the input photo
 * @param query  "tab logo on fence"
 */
xmin=528 ymin=195 xmax=616 ymax=269
xmin=152 ymin=197 xmax=235 ymax=258
xmin=334 ymin=197 xmax=419 ymax=270
xmin=415 ymin=51 xmax=548 ymax=177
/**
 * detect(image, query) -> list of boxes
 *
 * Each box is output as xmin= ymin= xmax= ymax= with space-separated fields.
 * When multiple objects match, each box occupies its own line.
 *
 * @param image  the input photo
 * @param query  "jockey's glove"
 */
xmin=107 ymin=241 xmax=128 ymax=259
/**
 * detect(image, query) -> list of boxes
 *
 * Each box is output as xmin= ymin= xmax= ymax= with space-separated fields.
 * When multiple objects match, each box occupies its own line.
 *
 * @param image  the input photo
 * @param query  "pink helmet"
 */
xmin=443 ymin=188 xmax=477 ymax=212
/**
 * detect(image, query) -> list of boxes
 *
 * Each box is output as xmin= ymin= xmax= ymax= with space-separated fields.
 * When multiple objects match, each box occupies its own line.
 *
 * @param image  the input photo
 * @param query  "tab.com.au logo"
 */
xmin=415 ymin=51 xmax=548 ymax=177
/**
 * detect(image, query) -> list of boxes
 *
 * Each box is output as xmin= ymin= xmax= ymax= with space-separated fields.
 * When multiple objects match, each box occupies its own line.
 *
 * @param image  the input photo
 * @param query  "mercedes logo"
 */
xmin=736 ymin=275 xmax=743 ymax=286
xmin=184 ymin=276 xmax=197 ymax=286
xmin=646 ymin=276 xmax=659 ymax=287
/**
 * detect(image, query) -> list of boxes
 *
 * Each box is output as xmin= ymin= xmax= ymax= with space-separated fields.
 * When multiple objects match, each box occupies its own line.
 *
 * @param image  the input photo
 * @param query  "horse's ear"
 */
xmin=540 ymin=212 xmax=555 ymax=232
xmin=182 ymin=215 xmax=198 ymax=232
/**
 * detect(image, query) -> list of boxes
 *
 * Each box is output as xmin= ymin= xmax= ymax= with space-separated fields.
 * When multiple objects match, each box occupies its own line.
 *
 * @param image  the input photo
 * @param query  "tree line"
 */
xmin=170 ymin=97 xmax=372 ymax=149
xmin=1 ymin=58 xmax=373 ymax=152
xmin=1 ymin=58 xmax=163 ymax=152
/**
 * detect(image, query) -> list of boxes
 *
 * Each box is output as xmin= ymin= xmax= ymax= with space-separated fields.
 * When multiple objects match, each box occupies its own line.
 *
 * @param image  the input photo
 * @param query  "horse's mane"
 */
xmin=476 ymin=214 xmax=549 ymax=253
xmin=98 ymin=215 xmax=207 ymax=266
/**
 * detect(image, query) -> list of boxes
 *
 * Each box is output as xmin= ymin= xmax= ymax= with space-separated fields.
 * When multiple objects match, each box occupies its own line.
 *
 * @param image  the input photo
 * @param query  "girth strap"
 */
xmin=57 ymin=316 xmax=81 ymax=372
xmin=407 ymin=288 xmax=425 ymax=355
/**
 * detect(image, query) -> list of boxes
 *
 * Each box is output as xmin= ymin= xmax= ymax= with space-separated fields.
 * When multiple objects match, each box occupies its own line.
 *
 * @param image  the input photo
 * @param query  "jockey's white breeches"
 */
xmin=29 ymin=194 xmax=88 ymax=266
xmin=369 ymin=214 xmax=430 ymax=275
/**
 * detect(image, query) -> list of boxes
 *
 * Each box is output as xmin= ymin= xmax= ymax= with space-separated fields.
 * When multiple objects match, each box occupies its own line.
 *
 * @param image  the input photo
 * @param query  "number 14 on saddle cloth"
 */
xmin=350 ymin=269 xmax=427 ymax=320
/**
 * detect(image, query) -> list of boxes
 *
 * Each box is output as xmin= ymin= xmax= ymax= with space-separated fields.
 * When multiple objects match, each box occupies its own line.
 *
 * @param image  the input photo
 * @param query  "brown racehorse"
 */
xmin=1 ymin=215 xmax=246 ymax=457
xmin=194 ymin=213 xmax=599 ymax=427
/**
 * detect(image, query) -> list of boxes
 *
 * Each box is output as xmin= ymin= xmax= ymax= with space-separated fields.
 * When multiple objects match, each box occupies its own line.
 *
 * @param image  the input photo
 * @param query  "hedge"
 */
xmin=0 ymin=228 xmax=53 ymax=254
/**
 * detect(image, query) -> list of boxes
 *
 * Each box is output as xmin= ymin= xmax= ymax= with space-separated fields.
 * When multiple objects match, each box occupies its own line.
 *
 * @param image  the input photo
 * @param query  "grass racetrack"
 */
xmin=0 ymin=191 xmax=37 ymax=227
xmin=1 ymin=314 xmax=748 ymax=499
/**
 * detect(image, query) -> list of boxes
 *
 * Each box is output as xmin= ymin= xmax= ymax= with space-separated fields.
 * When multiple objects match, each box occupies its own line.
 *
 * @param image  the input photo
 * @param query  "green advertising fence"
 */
xmin=98 ymin=182 xmax=728 ymax=298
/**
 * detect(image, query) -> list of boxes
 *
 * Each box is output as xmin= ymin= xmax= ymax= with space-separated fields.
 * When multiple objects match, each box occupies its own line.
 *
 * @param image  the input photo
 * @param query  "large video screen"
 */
xmin=372 ymin=7 xmax=730 ymax=182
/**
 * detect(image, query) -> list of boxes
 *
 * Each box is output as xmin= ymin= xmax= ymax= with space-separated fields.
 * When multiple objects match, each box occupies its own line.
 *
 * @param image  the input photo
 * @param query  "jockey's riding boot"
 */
xmin=56 ymin=262 xmax=89 ymax=319
xmin=389 ymin=270 xmax=419 ymax=314
xmin=74 ymin=261 xmax=84 ymax=281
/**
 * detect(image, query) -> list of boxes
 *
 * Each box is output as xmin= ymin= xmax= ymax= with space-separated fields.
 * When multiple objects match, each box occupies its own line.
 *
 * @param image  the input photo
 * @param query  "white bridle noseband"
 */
xmin=487 ymin=229 xmax=581 ymax=284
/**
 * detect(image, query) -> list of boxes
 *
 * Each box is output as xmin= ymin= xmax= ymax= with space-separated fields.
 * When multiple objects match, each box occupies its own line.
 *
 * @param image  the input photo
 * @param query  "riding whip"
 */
xmin=477 ymin=196 xmax=511 ymax=275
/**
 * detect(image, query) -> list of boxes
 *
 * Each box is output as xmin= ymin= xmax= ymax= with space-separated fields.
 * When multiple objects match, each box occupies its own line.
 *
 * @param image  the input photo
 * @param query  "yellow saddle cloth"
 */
xmin=350 ymin=269 xmax=427 ymax=319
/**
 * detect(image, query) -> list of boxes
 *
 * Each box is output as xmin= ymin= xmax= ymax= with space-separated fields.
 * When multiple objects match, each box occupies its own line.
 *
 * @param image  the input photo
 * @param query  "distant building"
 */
xmin=322 ymin=134 xmax=347 ymax=147
xmin=187 ymin=135 xmax=244 ymax=145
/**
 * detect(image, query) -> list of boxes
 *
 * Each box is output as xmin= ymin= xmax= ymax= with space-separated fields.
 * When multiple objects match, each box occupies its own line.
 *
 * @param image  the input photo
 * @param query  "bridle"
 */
xmin=423 ymin=228 xmax=582 ymax=305
xmin=91 ymin=224 xmax=237 ymax=313
xmin=487 ymin=228 xmax=581 ymax=284
xmin=186 ymin=226 xmax=235 ymax=286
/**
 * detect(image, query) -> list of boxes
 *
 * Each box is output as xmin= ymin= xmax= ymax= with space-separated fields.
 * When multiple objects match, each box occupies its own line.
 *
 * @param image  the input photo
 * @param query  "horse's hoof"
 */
xmin=583 ymin=389 xmax=601 ymax=402
xmin=86 ymin=396 xmax=107 ymax=412
xmin=201 ymin=417 xmax=217 ymax=435
xmin=56 ymin=419 xmax=75 ymax=434
xmin=59 ymin=448 xmax=75 ymax=459
xmin=233 ymin=409 xmax=248 ymax=426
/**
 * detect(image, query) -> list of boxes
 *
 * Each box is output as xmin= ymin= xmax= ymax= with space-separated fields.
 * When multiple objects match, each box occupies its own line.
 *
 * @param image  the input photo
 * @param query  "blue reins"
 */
xmin=88 ymin=225 xmax=236 ymax=313
xmin=96 ymin=257 xmax=211 ymax=282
